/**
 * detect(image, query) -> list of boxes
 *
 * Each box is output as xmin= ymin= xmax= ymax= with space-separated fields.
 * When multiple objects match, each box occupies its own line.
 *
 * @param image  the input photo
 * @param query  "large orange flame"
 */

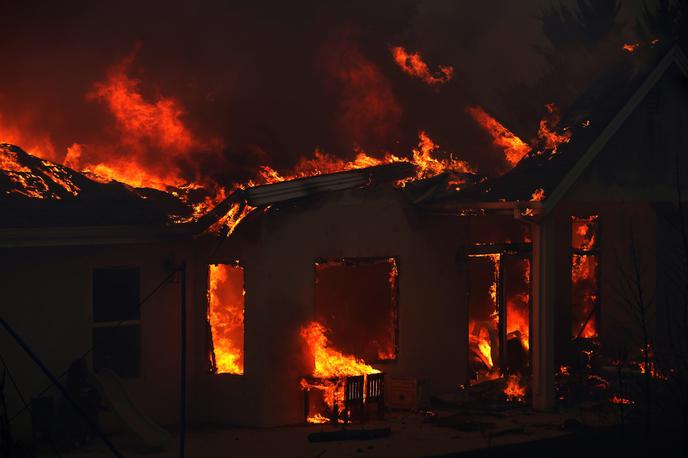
xmin=301 ymin=321 xmax=380 ymax=378
xmin=466 ymin=106 xmax=531 ymax=168
xmin=390 ymin=46 xmax=454 ymax=86
xmin=67 ymin=55 xmax=205 ymax=190
xmin=300 ymin=321 xmax=379 ymax=423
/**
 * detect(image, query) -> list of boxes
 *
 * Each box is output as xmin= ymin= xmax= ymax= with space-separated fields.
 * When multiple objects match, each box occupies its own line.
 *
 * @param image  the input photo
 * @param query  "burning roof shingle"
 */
xmin=0 ymin=143 xmax=193 ymax=228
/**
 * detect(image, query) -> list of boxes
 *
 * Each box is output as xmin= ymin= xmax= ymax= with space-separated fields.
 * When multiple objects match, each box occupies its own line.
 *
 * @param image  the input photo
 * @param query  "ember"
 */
xmin=610 ymin=395 xmax=633 ymax=405
xmin=622 ymin=43 xmax=640 ymax=53
xmin=530 ymin=188 xmax=545 ymax=202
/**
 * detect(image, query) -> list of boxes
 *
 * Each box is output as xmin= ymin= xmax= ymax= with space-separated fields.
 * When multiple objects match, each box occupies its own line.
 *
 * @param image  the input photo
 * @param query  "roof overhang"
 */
xmin=242 ymin=162 xmax=417 ymax=207
xmin=543 ymin=44 xmax=688 ymax=214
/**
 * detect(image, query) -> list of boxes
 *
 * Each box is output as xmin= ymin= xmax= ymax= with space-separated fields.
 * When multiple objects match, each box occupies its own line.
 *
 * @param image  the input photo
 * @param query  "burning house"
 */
xmin=1 ymin=40 xmax=688 ymax=446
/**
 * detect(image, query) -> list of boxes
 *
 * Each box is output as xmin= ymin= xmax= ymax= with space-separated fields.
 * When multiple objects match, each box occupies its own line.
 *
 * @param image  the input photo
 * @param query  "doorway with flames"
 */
xmin=300 ymin=257 xmax=398 ymax=424
xmin=466 ymin=245 xmax=531 ymax=400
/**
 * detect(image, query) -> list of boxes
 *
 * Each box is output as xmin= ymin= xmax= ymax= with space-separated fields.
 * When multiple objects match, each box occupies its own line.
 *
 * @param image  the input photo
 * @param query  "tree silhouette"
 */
xmin=540 ymin=0 xmax=621 ymax=50
xmin=636 ymin=0 xmax=687 ymax=46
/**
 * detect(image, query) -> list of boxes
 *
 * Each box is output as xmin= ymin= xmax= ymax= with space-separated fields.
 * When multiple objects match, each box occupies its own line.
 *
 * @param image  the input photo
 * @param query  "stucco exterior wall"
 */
xmin=194 ymin=184 xmax=528 ymax=426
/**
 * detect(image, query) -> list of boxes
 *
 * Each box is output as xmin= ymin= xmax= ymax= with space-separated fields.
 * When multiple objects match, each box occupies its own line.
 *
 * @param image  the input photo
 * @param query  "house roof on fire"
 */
xmin=3 ymin=45 xmax=686 ymax=244
xmin=0 ymin=143 xmax=206 ymax=245
xmin=0 ymin=143 xmax=422 ymax=246
xmin=433 ymin=44 xmax=688 ymax=213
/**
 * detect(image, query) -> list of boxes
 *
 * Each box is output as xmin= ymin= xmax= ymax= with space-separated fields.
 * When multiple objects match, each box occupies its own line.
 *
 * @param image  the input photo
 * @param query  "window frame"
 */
xmin=206 ymin=260 xmax=245 ymax=376
xmin=91 ymin=266 xmax=142 ymax=378
xmin=465 ymin=243 xmax=533 ymax=381
xmin=312 ymin=256 xmax=400 ymax=364
xmin=570 ymin=215 xmax=601 ymax=340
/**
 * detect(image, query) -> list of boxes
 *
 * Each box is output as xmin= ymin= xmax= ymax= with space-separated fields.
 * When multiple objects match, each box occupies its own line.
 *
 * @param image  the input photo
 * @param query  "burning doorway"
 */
xmin=299 ymin=257 xmax=398 ymax=423
xmin=466 ymin=248 xmax=531 ymax=384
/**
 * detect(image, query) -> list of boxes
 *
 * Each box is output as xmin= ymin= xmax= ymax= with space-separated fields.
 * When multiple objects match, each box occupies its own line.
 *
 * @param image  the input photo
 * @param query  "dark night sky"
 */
xmin=0 ymin=0 xmax=646 ymax=186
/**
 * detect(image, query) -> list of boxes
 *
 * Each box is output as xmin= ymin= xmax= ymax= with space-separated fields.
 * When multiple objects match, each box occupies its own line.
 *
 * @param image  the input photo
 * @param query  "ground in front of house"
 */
xmin=30 ymin=402 xmax=682 ymax=458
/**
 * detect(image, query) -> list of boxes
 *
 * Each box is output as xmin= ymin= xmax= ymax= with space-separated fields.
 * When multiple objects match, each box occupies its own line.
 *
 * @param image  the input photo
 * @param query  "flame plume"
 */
xmin=537 ymin=103 xmax=571 ymax=153
xmin=466 ymin=106 xmax=531 ymax=169
xmin=391 ymin=46 xmax=454 ymax=86
xmin=300 ymin=321 xmax=379 ymax=423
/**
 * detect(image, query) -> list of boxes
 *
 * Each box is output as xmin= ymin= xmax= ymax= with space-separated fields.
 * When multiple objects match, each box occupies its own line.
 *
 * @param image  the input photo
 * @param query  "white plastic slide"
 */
xmin=93 ymin=368 xmax=172 ymax=450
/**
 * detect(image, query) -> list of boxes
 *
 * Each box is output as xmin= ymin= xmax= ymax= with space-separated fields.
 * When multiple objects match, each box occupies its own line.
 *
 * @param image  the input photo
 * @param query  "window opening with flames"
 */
xmin=571 ymin=216 xmax=600 ymax=340
xmin=207 ymin=262 xmax=245 ymax=375
xmin=467 ymin=249 xmax=531 ymax=385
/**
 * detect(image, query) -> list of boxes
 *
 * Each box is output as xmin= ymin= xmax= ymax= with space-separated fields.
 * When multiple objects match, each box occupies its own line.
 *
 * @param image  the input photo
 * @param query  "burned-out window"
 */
xmin=571 ymin=216 xmax=599 ymax=339
xmin=92 ymin=268 xmax=141 ymax=378
xmin=207 ymin=263 xmax=245 ymax=375
xmin=467 ymin=250 xmax=530 ymax=384
xmin=314 ymin=258 xmax=398 ymax=362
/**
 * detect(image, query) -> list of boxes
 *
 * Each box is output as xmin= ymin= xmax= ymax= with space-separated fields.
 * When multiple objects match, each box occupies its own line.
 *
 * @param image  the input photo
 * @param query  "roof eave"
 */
xmin=543 ymin=44 xmax=688 ymax=214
